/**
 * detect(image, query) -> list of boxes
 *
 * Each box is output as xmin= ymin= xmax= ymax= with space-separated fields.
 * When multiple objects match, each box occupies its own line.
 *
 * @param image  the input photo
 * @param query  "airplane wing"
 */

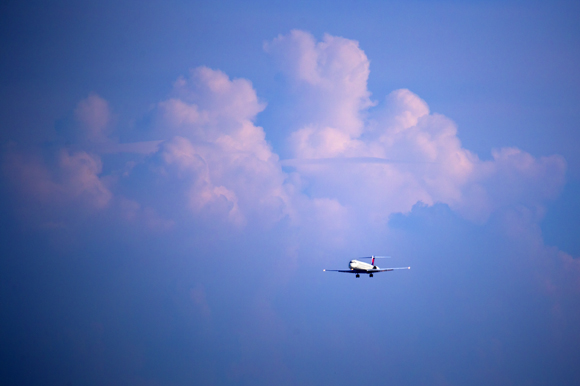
xmin=373 ymin=267 xmax=411 ymax=272
xmin=324 ymin=267 xmax=410 ymax=273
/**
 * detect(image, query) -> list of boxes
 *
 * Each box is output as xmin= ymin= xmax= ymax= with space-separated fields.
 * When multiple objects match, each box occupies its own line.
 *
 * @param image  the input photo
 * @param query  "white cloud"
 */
xmin=148 ymin=68 xmax=291 ymax=226
xmin=156 ymin=66 xmax=266 ymax=141
xmin=2 ymin=31 xmax=567 ymax=239
xmin=458 ymin=148 xmax=566 ymax=222
xmin=158 ymin=136 xmax=243 ymax=225
xmin=268 ymin=31 xmax=566 ymax=226
xmin=265 ymin=30 xmax=374 ymax=138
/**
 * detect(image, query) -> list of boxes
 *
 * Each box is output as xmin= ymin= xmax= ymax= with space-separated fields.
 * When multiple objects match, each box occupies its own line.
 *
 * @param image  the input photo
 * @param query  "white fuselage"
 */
xmin=349 ymin=259 xmax=377 ymax=272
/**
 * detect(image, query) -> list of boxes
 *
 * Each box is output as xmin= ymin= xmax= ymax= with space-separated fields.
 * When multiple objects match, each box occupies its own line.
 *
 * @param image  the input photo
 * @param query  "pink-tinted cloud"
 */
xmin=4 ymin=146 xmax=111 ymax=211
xmin=156 ymin=67 xmax=266 ymax=141
xmin=267 ymin=31 xmax=566 ymax=227
xmin=147 ymin=68 xmax=291 ymax=226
xmin=266 ymin=30 xmax=373 ymax=138
xmin=74 ymin=93 xmax=113 ymax=143
xmin=1 ymin=31 xmax=567 ymax=241
xmin=3 ymin=145 xmax=112 ymax=228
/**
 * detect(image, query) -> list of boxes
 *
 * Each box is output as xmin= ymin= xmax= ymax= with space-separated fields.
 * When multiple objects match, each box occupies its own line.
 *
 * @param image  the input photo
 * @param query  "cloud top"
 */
xmin=266 ymin=31 xmax=565 ymax=226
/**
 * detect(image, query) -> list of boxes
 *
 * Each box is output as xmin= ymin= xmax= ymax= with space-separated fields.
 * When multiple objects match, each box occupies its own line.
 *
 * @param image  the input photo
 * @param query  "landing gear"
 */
xmin=369 ymin=273 xmax=374 ymax=278
xmin=355 ymin=274 xmax=360 ymax=278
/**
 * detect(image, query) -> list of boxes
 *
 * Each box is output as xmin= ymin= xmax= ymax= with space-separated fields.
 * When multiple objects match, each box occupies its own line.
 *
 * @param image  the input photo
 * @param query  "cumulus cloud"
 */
xmin=60 ymin=93 xmax=161 ymax=155
xmin=268 ymin=31 xmax=566 ymax=226
xmin=156 ymin=67 xmax=266 ymax=140
xmin=1 ymin=94 xmax=116 ymax=225
xmin=74 ymin=93 xmax=113 ymax=143
xmin=459 ymin=148 xmax=566 ymax=222
xmin=158 ymin=136 xmax=244 ymax=225
xmin=56 ymin=150 xmax=112 ymax=208
xmin=3 ymin=146 xmax=111 ymax=225
xmin=134 ymin=67 xmax=291 ymax=227
xmin=265 ymin=30 xmax=373 ymax=139
xmin=1 ymin=30 xmax=567 ymax=238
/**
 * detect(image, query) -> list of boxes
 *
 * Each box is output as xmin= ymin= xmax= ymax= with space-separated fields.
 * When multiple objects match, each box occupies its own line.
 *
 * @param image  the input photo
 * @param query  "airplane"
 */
xmin=324 ymin=256 xmax=410 ymax=278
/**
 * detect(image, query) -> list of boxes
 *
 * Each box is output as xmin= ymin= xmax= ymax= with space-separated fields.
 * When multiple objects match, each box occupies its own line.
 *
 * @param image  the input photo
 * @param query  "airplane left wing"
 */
xmin=373 ymin=267 xmax=411 ymax=272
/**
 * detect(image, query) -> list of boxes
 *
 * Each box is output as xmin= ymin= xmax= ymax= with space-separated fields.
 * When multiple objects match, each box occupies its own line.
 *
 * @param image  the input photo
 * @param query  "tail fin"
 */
xmin=358 ymin=256 xmax=391 ymax=265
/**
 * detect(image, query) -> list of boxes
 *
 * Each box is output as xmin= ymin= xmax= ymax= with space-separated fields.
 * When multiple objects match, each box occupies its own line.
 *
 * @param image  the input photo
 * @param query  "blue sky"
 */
xmin=1 ymin=1 xmax=580 ymax=385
